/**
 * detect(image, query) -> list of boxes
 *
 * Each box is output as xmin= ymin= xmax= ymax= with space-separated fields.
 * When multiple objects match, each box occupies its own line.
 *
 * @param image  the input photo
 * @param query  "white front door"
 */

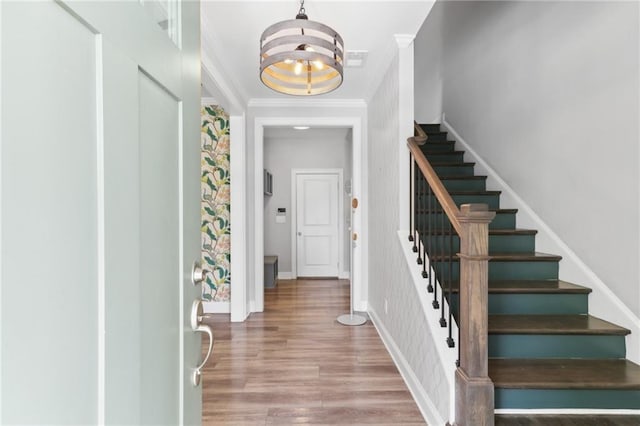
xmin=295 ymin=173 xmax=340 ymax=277
xmin=0 ymin=2 xmax=202 ymax=424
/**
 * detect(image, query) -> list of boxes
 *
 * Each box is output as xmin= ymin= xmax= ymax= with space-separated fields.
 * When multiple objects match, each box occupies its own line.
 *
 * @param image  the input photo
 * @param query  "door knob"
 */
xmin=191 ymin=260 xmax=209 ymax=286
xmin=190 ymin=300 xmax=214 ymax=386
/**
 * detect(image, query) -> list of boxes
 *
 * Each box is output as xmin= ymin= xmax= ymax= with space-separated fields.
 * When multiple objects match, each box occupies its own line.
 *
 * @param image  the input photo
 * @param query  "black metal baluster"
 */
xmin=447 ymin=219 xmax=455 ymax=348
xmin=426 ymin=182 xmax=433 ymax=291
xmin=408 ymin=154 xmax=414 ymax=243
xmin=440 ymin=213 xmax=448 ymax=328
xmin=416 ymin=170 xmax=423 ymax=265
xmin=432 ymin=198 xmax=440 ymax=310
xmin=422 ymin=175 xmax=428 ymax=279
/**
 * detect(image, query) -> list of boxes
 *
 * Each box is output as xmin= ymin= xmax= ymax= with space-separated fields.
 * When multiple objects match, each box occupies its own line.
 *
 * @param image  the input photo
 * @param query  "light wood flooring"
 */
xmin=202 ymin=279 xmax=426 ymax=425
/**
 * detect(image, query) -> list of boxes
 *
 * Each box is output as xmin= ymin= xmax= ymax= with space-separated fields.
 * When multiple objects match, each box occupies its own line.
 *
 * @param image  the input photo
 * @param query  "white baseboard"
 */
xmin=369 ymin=308 xmax=446 ymax=426
xmin=354 ymin=300 xmax=368 ymax=312
xmin=442 ymin=115 xmax=640 ymax=364
xmin=203 ymin=301 xmax=230 ymax=314
xmin=278 ymin=271 xmax=294 ymax=280
xmin=278 ymin=271 xmax=351 ymax=280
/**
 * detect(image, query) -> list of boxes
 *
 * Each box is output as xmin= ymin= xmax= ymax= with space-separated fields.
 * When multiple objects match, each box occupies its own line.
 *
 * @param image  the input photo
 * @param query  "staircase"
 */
xmin=416 ymin=123 xmax=640 ymax=422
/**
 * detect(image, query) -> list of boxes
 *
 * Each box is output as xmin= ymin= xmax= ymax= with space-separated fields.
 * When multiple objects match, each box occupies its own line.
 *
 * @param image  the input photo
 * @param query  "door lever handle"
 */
xmin=192 ymin=324 xmax=213 ymax=387
xmin=190 ymin=300 xmax=214 ymax=386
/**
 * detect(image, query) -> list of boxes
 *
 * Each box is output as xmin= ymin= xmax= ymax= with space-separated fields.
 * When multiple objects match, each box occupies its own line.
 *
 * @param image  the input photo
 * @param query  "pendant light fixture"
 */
xmin=260 ymin=0 xmax=344 ymax=96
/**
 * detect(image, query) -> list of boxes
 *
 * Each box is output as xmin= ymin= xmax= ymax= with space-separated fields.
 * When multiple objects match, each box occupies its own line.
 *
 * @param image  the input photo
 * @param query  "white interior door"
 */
xmin=0 ymin=1 xmax=202 ymax=425
xmin=296 ymin=173 xmax=340 ymax=277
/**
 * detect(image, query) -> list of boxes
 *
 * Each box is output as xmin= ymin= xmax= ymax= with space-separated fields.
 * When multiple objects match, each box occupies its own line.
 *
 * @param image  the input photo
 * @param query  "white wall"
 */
xmin=367 ymin=48 xmax=451 ymax=423
xmin=415 ymin=1 xmax=640 ymax=319
xmin=263 ymin=129 xmax=352 ymax=276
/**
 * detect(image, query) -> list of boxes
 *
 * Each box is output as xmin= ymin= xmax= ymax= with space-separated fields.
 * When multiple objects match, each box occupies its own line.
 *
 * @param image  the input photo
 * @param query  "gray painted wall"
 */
xmin=368 ymin=51 xmax=451 ymax=423
xmin=415 ymin=1 xmax=640 ymax=317
xmin=263 ymin=129 xmax=352 ymax=275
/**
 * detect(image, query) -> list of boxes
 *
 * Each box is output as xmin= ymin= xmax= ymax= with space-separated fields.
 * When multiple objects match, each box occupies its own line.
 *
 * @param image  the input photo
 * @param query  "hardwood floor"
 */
xmin=202 ymin=279 xmax=426 ymax=425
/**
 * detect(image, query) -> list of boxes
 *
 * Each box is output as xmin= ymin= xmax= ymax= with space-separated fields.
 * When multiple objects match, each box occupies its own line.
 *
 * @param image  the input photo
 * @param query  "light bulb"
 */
xmin=294 ymin=61 xmax=303 ymax=75
xmin=284 ymin=58 xmax=294 ymax=64
xmin=313 ymin=60 xmax=324 ymax=70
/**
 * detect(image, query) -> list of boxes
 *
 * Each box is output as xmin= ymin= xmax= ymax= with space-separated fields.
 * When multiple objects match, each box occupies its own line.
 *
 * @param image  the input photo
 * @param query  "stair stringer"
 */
xmin=442 ymin=115 xmax=640 ymax=364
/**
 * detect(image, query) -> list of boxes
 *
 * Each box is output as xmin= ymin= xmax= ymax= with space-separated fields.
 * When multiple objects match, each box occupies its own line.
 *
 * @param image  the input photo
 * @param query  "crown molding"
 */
xmin=201 ymin=14 xmax=248 ymax=114
xmin=248 ymin=98 xmax=367 ymax=109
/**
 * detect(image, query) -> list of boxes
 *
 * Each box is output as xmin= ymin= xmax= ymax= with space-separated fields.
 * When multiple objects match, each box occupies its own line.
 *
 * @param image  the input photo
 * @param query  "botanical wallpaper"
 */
xmin=201 ymin=105 xmax=230 ymax=302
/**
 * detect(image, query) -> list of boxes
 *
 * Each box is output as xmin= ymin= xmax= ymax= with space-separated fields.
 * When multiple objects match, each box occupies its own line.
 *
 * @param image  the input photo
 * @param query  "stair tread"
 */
xmin=438 ymin=175 xmax=487 ymax=181
xmin=421 ymin=140 xmax=455 ymax=145
xmin=424 ymin=150 xmax=465 ymax=155
xmin=415 ymin=189 xmax=501 ymax=196
xmin=416 ymin=208 xmax=517 ymax=214
xmin=432 ymin=252 xmax=562 ymax=261
xmin=418 ymin=228 xmax=538 ymax=235
xmin=489 ymin=359 xmax=640 ymax=390
xmin=450 ymin=279 xmax=591 ymax=294
xmin=495 ymin=414 xmax=640 ymax=426
xmin=431 ymin=161 xmax=475 ymax=166
xmin=488 ymin=314 xmax=630 ymax=335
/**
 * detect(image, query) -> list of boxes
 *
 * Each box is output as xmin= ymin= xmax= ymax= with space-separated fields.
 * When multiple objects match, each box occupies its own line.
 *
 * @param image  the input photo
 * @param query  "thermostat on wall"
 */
xmin=276 ymin=208 xmax=286 ymax=224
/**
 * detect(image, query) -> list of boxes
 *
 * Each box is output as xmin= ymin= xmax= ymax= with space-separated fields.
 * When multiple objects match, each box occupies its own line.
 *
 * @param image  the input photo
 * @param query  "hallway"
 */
xmin=202 ymin=279 xmax=426 ymax=425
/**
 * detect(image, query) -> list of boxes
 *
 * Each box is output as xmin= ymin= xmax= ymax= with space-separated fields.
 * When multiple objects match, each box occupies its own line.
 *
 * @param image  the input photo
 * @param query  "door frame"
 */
xmin=252 ymin=115 xmax=367 ymax=315
xmin=291 ymin=169 xmax=344 ymax=279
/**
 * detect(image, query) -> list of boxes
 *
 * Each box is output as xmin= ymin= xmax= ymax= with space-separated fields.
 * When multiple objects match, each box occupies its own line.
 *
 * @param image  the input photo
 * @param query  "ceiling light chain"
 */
xmin=259 ymin=0 xmax=344 ymax=96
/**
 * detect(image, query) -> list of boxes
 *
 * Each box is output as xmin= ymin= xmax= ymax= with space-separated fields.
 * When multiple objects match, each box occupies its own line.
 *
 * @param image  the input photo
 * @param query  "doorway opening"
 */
xmin=252 ymin=116 xmax=366 ymax=316
xmin=262 ymin=125 xmax=352 ymax=290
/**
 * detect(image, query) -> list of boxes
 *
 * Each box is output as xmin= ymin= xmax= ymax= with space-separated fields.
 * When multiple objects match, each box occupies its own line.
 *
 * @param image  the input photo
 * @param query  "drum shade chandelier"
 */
xmin=260 ymin=0 xmax=344 ymax=96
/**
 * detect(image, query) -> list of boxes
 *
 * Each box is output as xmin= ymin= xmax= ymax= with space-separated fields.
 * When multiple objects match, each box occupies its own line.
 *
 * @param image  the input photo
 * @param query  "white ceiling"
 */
xmin=201 ymin=0 xmax=434 ymax=104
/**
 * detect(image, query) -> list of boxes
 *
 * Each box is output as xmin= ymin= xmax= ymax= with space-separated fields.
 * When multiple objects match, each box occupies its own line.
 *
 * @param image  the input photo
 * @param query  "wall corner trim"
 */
xmin=394 ymin=34 xmax=416 ymax=48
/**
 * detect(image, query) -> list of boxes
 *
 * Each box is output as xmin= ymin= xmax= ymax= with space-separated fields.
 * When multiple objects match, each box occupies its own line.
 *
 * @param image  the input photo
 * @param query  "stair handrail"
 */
xmin=407 ymin=121 xmax=496 ymax=426
xmin=408 ymin=123 xmax=462 ymax=236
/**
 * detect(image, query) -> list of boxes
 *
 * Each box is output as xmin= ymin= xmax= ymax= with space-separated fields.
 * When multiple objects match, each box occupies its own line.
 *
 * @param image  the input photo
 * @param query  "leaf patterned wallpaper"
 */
xmin=201 ymin=105 xmax=230 ymax=302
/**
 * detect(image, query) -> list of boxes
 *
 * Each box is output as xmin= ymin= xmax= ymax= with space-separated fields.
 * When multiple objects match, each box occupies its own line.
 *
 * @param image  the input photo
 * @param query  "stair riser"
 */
xmin=426 ymin=132 xmax=448 ymax=142
xmin=415 ymin=212 xmax=516 ymax=230
xmin=420 ymin=124 xmax=441 ymax=133
xmin=449 ymin=293 xmax=588 ymax=315
xmin=419 ymin=143 xmax=454 ymax=153
xmin=423 ymin=194 xmax=500 ymax=209
xmin=442 ymin=179 xmax=486 ymax=192
xmin=420 ymin=234 xmax=535 ymax=254
xmin=432 ymin=165 xmax=475 ymax=176
xmin=423 ymin=152 xmax=465 ymax=163
xmin=434 ymin=260 xmax=559 ymax=281
xmin=494 ymin=389 xmax=640 ymax=409
xmin=415 ymin=179 xmax=486 ymax=192
xmin=489 ymin=335 xmax=626 ymax=358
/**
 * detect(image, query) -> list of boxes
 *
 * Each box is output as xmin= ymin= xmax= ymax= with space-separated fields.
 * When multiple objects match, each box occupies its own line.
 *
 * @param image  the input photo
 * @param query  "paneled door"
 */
xmin=1 ymin=1 xmax=203 ymax=425
xmin=295 ymin=172 xmax=340 ymax=277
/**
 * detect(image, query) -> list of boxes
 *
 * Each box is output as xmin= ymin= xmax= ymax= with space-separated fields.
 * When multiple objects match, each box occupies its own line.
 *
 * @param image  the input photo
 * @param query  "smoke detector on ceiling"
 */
xmin=345 ymin=50 xmax=368 ymax=68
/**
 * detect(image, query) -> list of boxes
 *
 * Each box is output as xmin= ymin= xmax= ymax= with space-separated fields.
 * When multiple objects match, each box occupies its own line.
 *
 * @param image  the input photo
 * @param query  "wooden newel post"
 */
xmin=455 ymin=204 xmax=496 ymax=426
